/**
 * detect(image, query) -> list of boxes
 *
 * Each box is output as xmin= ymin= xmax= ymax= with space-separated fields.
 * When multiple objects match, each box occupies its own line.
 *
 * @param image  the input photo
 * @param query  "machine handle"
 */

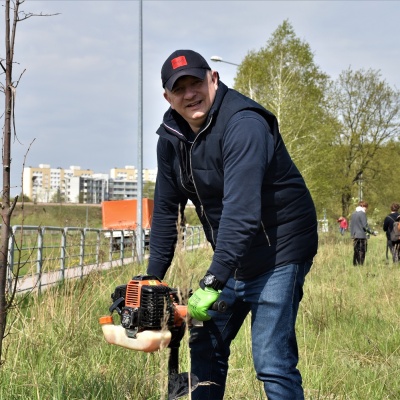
xmin=109 ymin=296 xmax=125 ymax=315
xmin=210 ymin=300 xmax=227 ymax=313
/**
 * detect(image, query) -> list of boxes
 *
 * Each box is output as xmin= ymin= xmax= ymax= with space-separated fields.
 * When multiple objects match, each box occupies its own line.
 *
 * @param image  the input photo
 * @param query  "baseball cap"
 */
xmin=161 ymin=50 xmax=211 ymax=91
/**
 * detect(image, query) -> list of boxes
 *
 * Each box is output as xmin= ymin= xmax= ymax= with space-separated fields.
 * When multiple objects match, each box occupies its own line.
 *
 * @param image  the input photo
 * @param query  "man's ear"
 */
xmin=211 ymin=71 xmax=219 ymax=89
xmin=163 ymin=91 xmax=174 ymax=108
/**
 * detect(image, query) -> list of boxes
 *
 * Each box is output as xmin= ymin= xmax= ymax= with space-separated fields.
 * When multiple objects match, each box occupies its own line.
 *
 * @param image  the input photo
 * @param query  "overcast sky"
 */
xmin=1 ymin=0 xmax=400 ymax=196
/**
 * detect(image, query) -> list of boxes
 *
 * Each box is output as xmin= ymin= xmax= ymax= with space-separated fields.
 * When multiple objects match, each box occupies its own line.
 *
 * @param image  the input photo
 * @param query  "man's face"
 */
xmin=164 ymin=71 xmax=218 ymax=133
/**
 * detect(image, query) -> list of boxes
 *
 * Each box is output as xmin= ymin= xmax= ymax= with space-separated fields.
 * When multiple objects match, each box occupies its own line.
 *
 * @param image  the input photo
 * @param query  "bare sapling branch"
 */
xmin=0 ymin=0 xmax=58 ymax=365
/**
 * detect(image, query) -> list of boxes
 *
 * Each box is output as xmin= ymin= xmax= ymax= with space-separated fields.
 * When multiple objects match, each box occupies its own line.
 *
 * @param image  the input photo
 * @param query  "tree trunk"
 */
xmin=341 ymin=190 xmax=351 ymax=219
xmin=0 ymin=0 xmax=13 ymax=362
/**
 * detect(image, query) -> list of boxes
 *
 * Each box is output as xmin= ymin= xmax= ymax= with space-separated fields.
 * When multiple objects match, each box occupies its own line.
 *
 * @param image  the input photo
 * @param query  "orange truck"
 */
xmin=101 ymin=198 xmax=154 ymax=249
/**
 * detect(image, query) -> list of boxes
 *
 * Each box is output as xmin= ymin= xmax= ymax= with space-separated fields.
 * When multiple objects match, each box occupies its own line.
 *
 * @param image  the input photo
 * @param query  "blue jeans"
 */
xmin=189 ymin=261 xmax=312 ymax=400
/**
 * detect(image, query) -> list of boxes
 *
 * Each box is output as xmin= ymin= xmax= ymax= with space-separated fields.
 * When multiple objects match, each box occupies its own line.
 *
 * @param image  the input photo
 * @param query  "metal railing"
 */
xmin=6 ymin=225 xmax=206 ymax=294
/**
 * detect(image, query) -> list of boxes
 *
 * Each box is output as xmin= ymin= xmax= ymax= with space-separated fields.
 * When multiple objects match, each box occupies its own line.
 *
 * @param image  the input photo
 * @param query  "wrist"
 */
xmin=203 ymin=286 xmax=219 ymax=294
xmin=201 ymin=273 xmax=224 ymax=291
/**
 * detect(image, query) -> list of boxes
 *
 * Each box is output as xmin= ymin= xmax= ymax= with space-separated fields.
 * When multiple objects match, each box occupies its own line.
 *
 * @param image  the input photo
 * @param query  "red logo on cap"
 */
xmin=171 ymin=56 xmax=187 ymax=70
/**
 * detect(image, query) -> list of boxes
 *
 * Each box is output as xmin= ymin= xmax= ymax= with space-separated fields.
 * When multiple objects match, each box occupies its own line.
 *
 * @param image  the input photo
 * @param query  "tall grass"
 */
xmin=1 ymin=233 xmax=400 ymax=399
xmin=10 ymin=203 xmax=103 ymax=228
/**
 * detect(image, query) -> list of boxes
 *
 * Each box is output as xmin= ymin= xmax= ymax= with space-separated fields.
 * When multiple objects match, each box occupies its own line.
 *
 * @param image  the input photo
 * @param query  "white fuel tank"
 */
xmin=99 ymin=316 xmax=172 ymax=353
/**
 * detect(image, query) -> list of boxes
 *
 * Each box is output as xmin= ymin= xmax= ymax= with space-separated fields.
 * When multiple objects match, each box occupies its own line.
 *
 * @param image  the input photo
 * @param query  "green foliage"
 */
xmin=13 ymin=193 xmax=31 ymax=202
xmin=183 ymin=205 xmax=200 ymax=226
xmin=365 ymin=141 xmax=400 ymax=209
xmin=143 ymin=181 xmax=156 ymax=199
xmin=231 ymin=20 xmax=400 ymax=221
xmin=50 ymin=189 xmax=66 ymax=204
xmin=8 ymin=201 xmax=202 ymax=231
xmin=327 ymin=68 xmax=400 ymax=216
xmin=1 ymin=235 xmax=400 ymax=399
xmin=234 ymin=20 xmax=335 ymax=193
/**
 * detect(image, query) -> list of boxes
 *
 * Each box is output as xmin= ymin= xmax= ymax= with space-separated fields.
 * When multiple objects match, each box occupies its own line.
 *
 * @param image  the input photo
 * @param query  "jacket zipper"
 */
xmin=260 ymin=221 xmax=271 ymax=246
xmin=189 ymin=117 xmax=216 ymax=247
xmin=168 ymin=116 xmax=270 ymax=251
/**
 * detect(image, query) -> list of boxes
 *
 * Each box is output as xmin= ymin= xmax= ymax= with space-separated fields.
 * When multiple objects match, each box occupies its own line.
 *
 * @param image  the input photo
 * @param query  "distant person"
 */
xmin=337 ymin=216 xmax=348 ymax=235
xmin=392 ymin=215 xmax=400 ymax=263
xmin=383 ymin=202 xmax=400 ymax=262
xmin=350 ymin=201 xmax=377 ymax=266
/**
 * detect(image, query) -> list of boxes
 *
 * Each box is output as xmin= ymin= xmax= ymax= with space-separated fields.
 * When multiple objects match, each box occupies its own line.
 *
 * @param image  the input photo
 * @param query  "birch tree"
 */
xmin=234 ymin=20 xmax=334 ymax=188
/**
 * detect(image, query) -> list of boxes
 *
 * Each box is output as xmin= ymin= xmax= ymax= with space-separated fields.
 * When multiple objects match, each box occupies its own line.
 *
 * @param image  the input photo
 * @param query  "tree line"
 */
xmin=234 ymin=20 xmax=400 ymax=221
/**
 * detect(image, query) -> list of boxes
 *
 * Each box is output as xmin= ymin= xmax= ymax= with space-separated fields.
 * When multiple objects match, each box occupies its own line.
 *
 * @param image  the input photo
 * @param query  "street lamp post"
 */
xmin=136 ymin=0 xmax=144 ymax=263
xmin=210 ymin=56 xmax=240 ymax=66
xmin=210 ymin=55 xmax=252 ymax=96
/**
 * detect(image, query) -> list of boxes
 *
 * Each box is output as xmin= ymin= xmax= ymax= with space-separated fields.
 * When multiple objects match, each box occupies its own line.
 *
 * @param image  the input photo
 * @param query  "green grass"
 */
xmin=10 ymin=202 xmax=103 ymax=228
xmin=1 ymin=232 xmax=400 ymax=399
xmin=9 ymin=201 xmax=201 ymax=230
xmin=11 ymin=225 xmax=137 ymax=276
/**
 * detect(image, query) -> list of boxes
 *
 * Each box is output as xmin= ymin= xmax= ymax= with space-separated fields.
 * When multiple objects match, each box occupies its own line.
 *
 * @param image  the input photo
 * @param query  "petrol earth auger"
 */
xmin=99 ymin=274 xmax=226 ymax=400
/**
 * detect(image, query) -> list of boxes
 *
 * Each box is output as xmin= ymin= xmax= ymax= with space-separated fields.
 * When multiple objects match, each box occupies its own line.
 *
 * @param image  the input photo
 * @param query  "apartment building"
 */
xmin=23 ymin=165 xmax=94 ymax=203
xmin=23 ymin=165 xmax=157 ymax=203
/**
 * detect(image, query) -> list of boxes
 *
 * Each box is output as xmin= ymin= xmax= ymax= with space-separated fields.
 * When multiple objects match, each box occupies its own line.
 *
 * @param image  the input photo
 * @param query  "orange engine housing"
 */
xmin=116 ymin=275 xmax=186 ymax=332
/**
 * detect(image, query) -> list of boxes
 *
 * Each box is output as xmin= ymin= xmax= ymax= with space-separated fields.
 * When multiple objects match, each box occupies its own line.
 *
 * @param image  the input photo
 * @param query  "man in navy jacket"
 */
xmin=147 ymin=49 xmax=318 ymax=400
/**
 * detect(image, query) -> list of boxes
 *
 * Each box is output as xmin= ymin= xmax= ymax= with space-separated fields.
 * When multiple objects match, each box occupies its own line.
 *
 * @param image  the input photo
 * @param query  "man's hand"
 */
xmin=188 ymin=287 xmax=220 ymax=321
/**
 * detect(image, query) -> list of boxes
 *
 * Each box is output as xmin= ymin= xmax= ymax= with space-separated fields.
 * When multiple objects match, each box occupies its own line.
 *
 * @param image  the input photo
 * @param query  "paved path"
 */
xmin=13 ymin=243 xmax=206 ymax=294
xmin=14 ymin=256 xmax=137 ymax=293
